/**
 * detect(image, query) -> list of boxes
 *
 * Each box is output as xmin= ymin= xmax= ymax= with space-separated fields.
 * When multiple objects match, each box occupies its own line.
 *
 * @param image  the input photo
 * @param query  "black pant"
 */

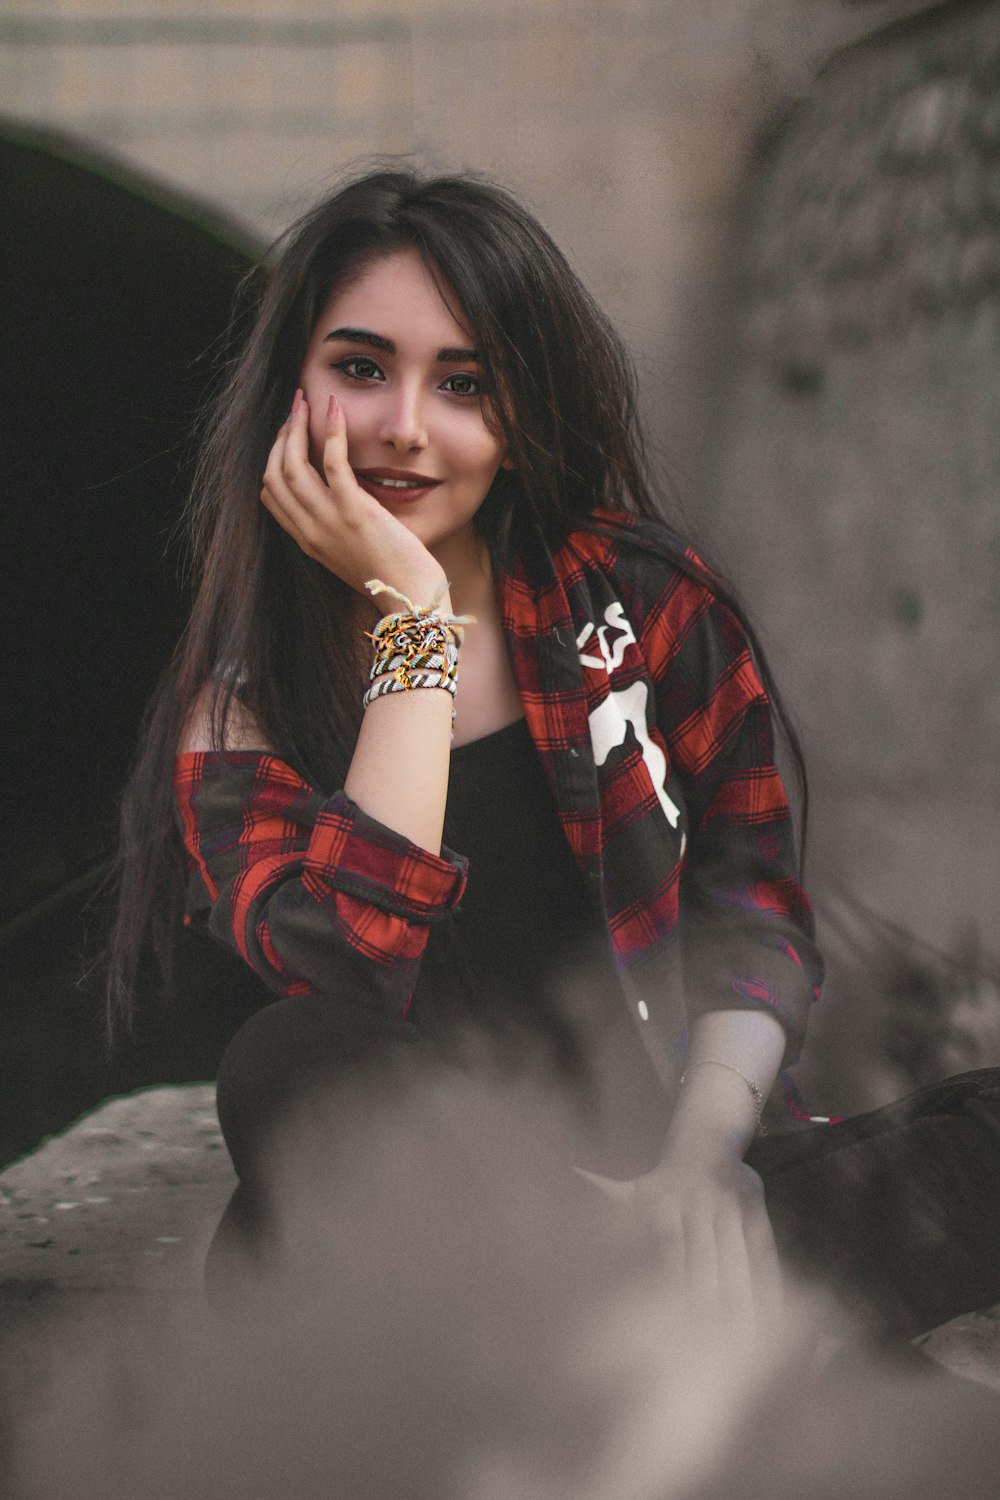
xmin=208 ymin=992 xmax=1000 ymax=1336
xmin=746 ymin=1069 xmax=1000 ymax=1335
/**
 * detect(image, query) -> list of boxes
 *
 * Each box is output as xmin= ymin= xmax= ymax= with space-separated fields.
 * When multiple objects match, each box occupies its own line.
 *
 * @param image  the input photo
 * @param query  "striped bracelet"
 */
xmin=362 ymin=670 xmax=458 ymax=710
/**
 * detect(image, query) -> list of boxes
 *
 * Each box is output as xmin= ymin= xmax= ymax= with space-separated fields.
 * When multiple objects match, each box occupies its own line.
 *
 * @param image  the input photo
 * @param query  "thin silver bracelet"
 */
xmin=680 ymin=1059 xmax=767 ymax=1136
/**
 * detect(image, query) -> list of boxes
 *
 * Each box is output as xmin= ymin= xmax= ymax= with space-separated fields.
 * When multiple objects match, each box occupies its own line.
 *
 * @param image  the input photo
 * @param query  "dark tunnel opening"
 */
xmin=1 ymin=122 xmax=272 ymax=1166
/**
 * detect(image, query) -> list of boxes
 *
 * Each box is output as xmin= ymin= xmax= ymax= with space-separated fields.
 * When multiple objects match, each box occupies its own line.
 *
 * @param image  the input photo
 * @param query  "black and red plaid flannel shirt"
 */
xmin=174 ymin=510 xmax=822 ymax=1075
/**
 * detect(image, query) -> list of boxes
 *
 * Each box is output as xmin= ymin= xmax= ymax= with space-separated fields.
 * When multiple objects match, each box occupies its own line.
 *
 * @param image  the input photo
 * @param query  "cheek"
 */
xmin=473 ymin=438 xmax=509 ymax=484
xmin=447 ymin=419 xmax=507 ymax=482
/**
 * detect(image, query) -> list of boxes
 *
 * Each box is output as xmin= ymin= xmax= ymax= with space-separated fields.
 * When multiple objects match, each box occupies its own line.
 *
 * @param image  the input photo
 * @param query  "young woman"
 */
xmin=111 ymin=167 xmax=1000 ymax=1332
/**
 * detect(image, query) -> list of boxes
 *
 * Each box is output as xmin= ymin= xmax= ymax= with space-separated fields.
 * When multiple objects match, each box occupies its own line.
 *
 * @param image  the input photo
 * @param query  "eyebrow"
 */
xmin=322 ymin=326 xmax=481 ymax=362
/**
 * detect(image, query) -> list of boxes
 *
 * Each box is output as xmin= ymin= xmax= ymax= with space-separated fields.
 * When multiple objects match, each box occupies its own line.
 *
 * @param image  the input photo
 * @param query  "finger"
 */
xmin=744 ymin=1197 xmax=783 ymax=1324
xmin=281 ymin=387 xmax=311 ymax=476
xmin=655 ymin=1207 xmax=686 ymax=1294
xmin=265 ymin=391 xmax=328 ymax=541
xmin=262 ymin=411 xmax=293 ymax=495
xmin=260 ymin=397 xmax=311 ymax=539
xmin=637 ymin=1181 xmax=685 ymax=1289
xmin=715 ymin=1207 xmax=756 ymax=1335
xmin=259 ymin=479 xmax=305 ymax=546
xmin=321 ymin=393 xmax=351 ymax=490
xmin=682 ymin=1204 xmax=719 ymax=1306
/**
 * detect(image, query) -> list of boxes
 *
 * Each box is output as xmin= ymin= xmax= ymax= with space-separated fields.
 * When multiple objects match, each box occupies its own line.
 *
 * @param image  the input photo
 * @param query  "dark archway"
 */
xmin=1 ymin=122 xmax=270 ymax=1165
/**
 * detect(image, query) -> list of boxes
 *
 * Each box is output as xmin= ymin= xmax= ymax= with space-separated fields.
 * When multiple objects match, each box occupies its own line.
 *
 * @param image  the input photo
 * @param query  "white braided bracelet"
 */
xmin=362 ymin=670 xmax=458 ymax=709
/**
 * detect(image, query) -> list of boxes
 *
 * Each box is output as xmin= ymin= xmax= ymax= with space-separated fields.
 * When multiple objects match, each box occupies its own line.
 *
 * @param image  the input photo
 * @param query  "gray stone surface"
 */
xmin=920 ymin=1307 xmax=1000 ymax=1390
xmin=0 ymin=1086 xmax=237 ymax=1446
xmin=0 ymin=1085 xmax=234 ymax=1297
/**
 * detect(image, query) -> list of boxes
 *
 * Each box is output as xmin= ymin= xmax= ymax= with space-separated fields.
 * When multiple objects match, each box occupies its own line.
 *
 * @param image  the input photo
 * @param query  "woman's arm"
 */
xmin=663 ymin=1007 xmax=786 ymax=1165
xmin=343 ymin=688 xmax=454 ymax=855
xmin=174 ymin=753 xmax=467 ymax=1011
xmin=258 ymin=389 xmax=458 ymax=854
xmin=633 ymin=1009 xmax=786 ymax=1325
xmin=175 ymin=392 xmax=467 ymax=1007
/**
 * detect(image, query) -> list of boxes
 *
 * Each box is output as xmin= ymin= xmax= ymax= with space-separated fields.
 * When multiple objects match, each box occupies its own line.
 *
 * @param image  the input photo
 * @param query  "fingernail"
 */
xmin=328 ymin=393 xmax=339 ymax=422
xmin=290 ymin=388 xmax=303 ymax=417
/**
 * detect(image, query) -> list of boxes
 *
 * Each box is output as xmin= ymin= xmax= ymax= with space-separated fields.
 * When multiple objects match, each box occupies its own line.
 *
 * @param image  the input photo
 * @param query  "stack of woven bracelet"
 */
xmin=362 ymin=577 xmax=475 ymax=720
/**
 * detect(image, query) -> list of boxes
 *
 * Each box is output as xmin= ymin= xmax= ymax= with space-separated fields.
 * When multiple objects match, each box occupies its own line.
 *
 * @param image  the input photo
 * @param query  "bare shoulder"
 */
xmin=179 ymin=683 xmax=273 ymax=754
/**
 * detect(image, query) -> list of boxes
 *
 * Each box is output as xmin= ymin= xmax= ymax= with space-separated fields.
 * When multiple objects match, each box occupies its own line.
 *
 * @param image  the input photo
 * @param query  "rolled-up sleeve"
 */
xmin=643 ymin=572 xmax=822 ymax=1063
xmin=173 ymin=750 xmax=467 ymax=1015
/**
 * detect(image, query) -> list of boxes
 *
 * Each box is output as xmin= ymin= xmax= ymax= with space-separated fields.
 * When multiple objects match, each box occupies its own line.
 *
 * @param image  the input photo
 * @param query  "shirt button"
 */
xmin=637 ymin=1001 xmax=649 ymax=1021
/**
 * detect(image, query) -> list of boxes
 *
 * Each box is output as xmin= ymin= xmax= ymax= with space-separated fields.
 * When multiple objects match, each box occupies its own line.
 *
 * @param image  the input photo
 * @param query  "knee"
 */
xmin=215 ymin=993 xmax=420 ymax=1183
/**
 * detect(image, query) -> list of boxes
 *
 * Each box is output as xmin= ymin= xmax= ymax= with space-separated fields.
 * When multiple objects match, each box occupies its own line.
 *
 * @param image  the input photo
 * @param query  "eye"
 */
xmin=333 ymin=356 xmax=385 ymax=383
xmin=440 ymin=372 xmax=482 ymax=398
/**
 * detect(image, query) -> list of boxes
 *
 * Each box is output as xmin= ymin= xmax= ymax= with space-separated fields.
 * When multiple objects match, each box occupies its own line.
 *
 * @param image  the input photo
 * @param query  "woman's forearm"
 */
xmin=632 ymin=1009 xmax=786 ymax=1312
xmin=343 ymin=676 xmax=455 ymax=854
xmin=658 ymin=1009 xmax=787 ymax=1172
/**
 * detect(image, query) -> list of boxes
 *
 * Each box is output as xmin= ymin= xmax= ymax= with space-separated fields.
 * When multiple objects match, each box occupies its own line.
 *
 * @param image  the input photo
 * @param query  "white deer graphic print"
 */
xmin=577 ymin=603 xmax=685 ymax=851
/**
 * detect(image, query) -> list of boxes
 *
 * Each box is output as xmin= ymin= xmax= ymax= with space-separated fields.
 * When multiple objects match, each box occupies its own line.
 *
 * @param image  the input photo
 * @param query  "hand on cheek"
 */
xmin=260 ymin=389 xmax=444 ymax=601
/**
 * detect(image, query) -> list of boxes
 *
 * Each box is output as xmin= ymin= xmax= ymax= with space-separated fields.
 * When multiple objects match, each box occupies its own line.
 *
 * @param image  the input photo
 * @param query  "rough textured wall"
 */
xmin=1 ymin=0 xmax=947 ymax=492
xmin=708 ymin=0 xmax=1000 ymax=1105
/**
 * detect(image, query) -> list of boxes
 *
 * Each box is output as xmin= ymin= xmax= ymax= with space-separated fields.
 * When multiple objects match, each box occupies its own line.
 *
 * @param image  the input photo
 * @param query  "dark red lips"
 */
xmin=354 ymin=467 xmax=443 ymax=503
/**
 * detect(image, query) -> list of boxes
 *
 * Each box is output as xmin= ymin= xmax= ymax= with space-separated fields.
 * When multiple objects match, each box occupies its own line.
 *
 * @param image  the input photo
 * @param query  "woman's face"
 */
xmin=298 ymin=248 xmax=510 ymax=559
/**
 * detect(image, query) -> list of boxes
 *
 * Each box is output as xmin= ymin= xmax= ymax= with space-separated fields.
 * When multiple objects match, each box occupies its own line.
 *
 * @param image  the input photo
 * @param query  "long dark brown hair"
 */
xmin=108 ymin=165 xmax=807 ymax=1033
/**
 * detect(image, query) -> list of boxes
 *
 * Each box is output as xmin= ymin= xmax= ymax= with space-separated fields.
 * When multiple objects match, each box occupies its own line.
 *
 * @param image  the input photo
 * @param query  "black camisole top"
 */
xmin=409 ymin=716 xmax=598 ymax=1073
xmin=409 ymin=715 xmax=673 ymax=1176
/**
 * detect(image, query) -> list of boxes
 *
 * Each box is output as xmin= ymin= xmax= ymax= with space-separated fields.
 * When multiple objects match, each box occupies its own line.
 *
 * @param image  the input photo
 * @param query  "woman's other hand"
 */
xmin=634 ymin=1146 xmax=782 ymax=1335
xmin=633 ymin=1010 xmax=788 ymax=1332
xmin=260 ymin=390 xmax=445 ymax=604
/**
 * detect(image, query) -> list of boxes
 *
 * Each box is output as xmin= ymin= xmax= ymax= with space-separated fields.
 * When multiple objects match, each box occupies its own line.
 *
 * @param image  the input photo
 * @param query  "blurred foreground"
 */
xmin=2 ymin=1080 xmax=1000 ymax=1500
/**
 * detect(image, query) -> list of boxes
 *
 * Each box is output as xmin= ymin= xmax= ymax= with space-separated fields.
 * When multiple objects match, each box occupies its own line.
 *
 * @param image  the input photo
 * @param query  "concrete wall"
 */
xmin=2 ymin=0 xmax=944 ymax=484
xmin=709 ymin=0 xmax=1000 ymax=1103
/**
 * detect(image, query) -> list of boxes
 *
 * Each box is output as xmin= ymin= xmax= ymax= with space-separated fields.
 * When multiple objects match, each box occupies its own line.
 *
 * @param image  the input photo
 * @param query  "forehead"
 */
xmin=313 ymin=248 xmax=472 ymax=344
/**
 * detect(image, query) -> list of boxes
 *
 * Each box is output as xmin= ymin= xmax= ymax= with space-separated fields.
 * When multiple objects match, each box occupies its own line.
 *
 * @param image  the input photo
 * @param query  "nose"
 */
xmin=378 ymin=383 xmax=428 ymax=452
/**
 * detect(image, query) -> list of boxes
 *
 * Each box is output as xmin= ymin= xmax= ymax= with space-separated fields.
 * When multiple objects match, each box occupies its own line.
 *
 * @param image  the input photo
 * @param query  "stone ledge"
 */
xmin=0 ymin=1085 xmax=234 ymax=1296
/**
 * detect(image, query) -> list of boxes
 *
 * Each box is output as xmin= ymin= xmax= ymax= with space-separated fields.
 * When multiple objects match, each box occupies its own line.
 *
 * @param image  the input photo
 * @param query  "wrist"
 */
xmin=661 ymin=1065 xmax=762 ymax=1172
xmin=659 ymin=1116 xmax=747 ymax=1179
xmin=681 ymin=1059 xmax=766 ymax=1138
xmin=373 ymin=567 xmax=449 ymax=614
